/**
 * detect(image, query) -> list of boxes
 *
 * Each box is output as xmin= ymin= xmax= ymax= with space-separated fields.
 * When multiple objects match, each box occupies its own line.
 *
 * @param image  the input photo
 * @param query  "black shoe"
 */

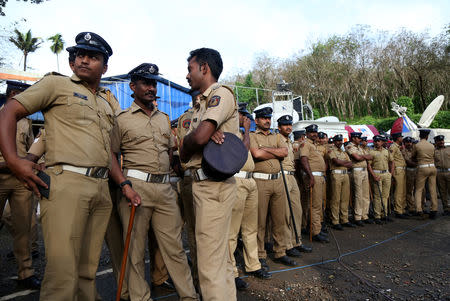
xmin=395 ymin=213 xmax=407 ymax=219
xmin=363 ymin=219 xmax=374 ymax=224
xmin=374 ymin=218 xmax=383 ymax=225
xmin=295 ymin=244 xmax=313 ymax=253
xmin=331 ymin=224 xmax=343 ymax=231
xmin=154 ymin=278 xmax=175 ymax=291
xmin=319 ymin=230 xmax=329 ymax=237
xmin=235 ymin=277 xmax=249 ymax=290
xmin=429 ymin=211 xmax=437 ymax=219
xmin=415 ymin=212 xmax=428 ymax=220
xmin=247 ymin=268 xmax=272 ymax=279
xmin=286 ymin=248 xmax=302 ymax=258
xmin=259 ymin=258 xmax=269 ymax=272
xmin=312 ymin=234 xmax=330 ymax=243
xmin=354 ymin=220 xmax=364 ymax=227
xmin=17 ymin=275 xmax=41 ymax=290
xmin=273 ymin=255 xmax=297 ymax=266
xmin=342 ymin=222 xmax=356 ymax=228
xmin=443 ymin=210 xmax=450 ymax=216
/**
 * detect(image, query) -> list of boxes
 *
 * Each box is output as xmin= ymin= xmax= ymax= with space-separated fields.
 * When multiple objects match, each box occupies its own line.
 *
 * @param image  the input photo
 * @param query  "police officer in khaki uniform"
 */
xmin=229 ymin=103 xmax=271 ymax=291
xmin=249 ymin=107 xmax=296 ymax=268
xmin=390 ymin=133 xmax=408 ymax=218
xmin=326 ymin=134 xmax=354 ymax=230
xmin=293 ymin=130 xmax=310 ymax=233
xmin=180 ymin=48 xmax=239 ymax=301
xmin=368 ymin=135 xmax=393 ymax=224
xmin=110 ymin=63 xmax=197 ymax=301
xmin=0 ymin=32 xmax=126 ymax=300
xmin=434 ymin=135 xmax=449 ymax=215
xmin=0 ymin=81 xmax=39 ymax=289
xmin=300 ymin=124 xmax=329 ymax=243
xmin=412 ymin=129 xmax=438 ymax=219
xmin=346 ymin=132 xmax=373 ymax=226
xmin=402 ymin=137 xmax=418 ymax=213
xmin=278 ymin=115 xmax=312 ymax=255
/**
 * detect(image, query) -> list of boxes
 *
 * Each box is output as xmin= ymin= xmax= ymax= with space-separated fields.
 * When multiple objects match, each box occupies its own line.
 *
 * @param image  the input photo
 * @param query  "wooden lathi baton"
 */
xmin=116 ymin=205 xmax=136 ymax=301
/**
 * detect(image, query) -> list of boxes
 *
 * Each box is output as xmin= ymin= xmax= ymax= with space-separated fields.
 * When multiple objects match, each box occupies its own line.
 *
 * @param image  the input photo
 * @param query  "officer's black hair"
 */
xmin=68 ymin=51 xmax=76 ymax=63
xmin=419 ymin=131 xmax=429 ymax=139
xmin=5 ymin=86 xmax=13 ymax=98
xmin=187 ymin=48 xmax=223 ymax=81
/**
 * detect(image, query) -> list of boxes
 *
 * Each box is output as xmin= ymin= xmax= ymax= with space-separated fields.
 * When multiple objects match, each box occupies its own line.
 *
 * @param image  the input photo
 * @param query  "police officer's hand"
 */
xmin=7 ymin=158 xmax=46 ymax=197
xmin=243 ymin=116 xmax=251 ymax=131
xmin=309 ymin=176 xmax=315 ymax=187
xmin=122 ymin=185 xmax=141 ymax=207
xmin=211 ymin=130 xmax=225 ymax=144
xmin=373 ymin=175 xmax=381 ymax=182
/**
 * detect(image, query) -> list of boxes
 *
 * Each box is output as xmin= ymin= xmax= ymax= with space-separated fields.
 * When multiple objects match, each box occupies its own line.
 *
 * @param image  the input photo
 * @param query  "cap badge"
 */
xmin=149 ymin=65 xmax=156 ymax=74
xmin=84 ymin=33 xmax=91 ymax=41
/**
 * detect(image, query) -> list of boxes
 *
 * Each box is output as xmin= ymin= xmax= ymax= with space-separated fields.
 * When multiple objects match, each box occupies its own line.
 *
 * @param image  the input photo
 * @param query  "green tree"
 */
xmin=0 ymin=0 xmax=47 ymax=16
xmin=48 ymin=33 xmax=64 ymax=72
xmin=9 ymin=29 xmax=42 ymax=71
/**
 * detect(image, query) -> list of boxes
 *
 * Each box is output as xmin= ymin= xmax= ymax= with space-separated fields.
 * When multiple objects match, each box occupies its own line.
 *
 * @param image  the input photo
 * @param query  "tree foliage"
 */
xmin=0 ymin=0 xmax=47 ymax=16
xmin=48 ymin=33 xmax=64 ymax=72
xmin=9 ymin=29 xmax=42 ymax=71
xmin=224 ymin=25 xmax=450 ymax=121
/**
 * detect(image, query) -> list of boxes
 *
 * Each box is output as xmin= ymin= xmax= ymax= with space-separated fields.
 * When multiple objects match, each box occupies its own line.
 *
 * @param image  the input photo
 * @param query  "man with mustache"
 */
xmin=0 ymin=32 xmax=130 ymax=300
xmin=110 ymin=63 xmax=197 ymax=301
xmin=249 ymin=108 xmax=295 ymax=268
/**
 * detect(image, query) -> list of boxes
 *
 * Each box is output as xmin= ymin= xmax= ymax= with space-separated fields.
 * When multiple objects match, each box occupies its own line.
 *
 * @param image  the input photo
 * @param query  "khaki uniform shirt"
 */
xmin=111 ymin=102 xmax=174 ymax=174
xmin=326 ymin=145 xmax=350 ymax=170
xmin=346 ymin=142 xmax=367 ymax=168
xmin=402 ymin=147 xmax=416 ymax=167
xmin=238 ymin=132 xmax=255 ymax=172
xmin=300 ymin=138 xmax=326 ymax=172
xmin=281 ymin=137 xmax=295 ymax=172
xmin=435 ymin=146 xmax=450 ymax=169
xmin=250 ymin=129 xmax=287 ymax=174
xmin=185 ymin=83 xmax=239 ymax=170
xmin=390 ymin=142 xmax=406 ymax=167
xmin=412 ymin=139 xmax=435 ymax=165
xmin=369 ymin=147 xmax=392 ymax=171
xmin=177 ymin=109 xmax=194 ymax=170
xmin=0 ymin=111 xmax=33 ymax=162
xmin=28 ymin=128 xmax=45 ymax=161
xmin=14 ymin=73 xmax=119 ymax=168
xmin=316 ymin=143 xmax=328 ymax=158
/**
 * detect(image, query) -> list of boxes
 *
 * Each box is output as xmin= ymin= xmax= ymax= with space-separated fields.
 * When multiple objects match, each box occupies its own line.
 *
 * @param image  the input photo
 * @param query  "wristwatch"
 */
xmin=119 ymin=180 xmax=132 ymax=189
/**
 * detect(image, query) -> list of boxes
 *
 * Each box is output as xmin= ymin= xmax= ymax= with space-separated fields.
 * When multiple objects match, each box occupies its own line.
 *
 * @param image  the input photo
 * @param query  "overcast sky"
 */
xmin=0 ymin=0 xmax=448 ymax=89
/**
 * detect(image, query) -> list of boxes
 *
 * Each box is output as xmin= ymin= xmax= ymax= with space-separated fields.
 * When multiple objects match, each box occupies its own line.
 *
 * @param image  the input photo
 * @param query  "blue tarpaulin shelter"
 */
xmin=29 ymin=74 xmax=192 ymax=122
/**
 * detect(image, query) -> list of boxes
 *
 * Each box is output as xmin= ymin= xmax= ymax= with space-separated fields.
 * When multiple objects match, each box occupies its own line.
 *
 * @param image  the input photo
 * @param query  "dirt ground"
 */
xmin=1 ymin=213 xmax=449 ymax=301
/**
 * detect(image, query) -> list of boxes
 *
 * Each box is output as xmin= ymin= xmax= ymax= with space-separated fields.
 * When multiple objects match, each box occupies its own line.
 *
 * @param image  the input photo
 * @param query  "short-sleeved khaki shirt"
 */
xmin=238 ymin=132 xmax=255 ymax=172
xmin=345 ymin=142 xmax=367 ymax=168
xmin=389 ymin=142 xmax=406 ymax=167
xmin=185 ymin=83 xmax=239 ymax=170
xmin=250 ymin=129 xmax=287 ymax=173
xmin=369 ymin=147 xmax=392 ymax=170
xmin=111 ymin=102 xmax=174 ymax=174
xmin=28 ymin=128 xmax=45 ymax=157
xmin=434 ymin=147 xmax=450 ymax=169
xmin=300 ymin=138 xmax=326 ymax=172
xmin=281 ymin=137 xmax=295 ymax=172
xmin=412 ymin=139 xmax=435 ymax=165
xmin=14 ymin=74 xmax=119 ymax=168
xmin=326 ymin=145 xmax=350 ymax=170
xmin=401 ymin=147 xmax=416 ymax=167
xmin=0 ymin=111 xmax=33 ymax=162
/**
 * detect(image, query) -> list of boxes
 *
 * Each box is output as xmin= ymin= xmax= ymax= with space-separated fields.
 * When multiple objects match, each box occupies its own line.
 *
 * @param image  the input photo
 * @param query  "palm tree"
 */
xmin=48 ymin=33 xmax=64 ymax=72
xmin=9 ymin=29 xmax=43 ymax=71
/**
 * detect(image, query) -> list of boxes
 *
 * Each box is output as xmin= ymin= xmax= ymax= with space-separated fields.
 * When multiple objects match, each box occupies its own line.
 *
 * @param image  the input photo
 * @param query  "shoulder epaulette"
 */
xmin=44 ymin=71 xmax=66 ymax=77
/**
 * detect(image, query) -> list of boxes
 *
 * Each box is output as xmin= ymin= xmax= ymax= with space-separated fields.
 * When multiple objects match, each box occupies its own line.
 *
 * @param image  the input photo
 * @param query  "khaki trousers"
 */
xmin=415 ymin=167 xmax=438 ymax=212
xmin=228 ymin=177 xmax=260 ymax=277
xmin=372 ymin=173 xmax=392 ymax=219
xmin=180 ymin=175 xmax=199 ymax=287
xmin=148 ymin=226 xmax=169 ymax=285
xmin=311 ymin=176 xmax=325 ymax=236
xmin=393 ymin=169 xmax=406 ymax=214
xmin=437 ymin=171 xmax=449 ymax=211
xmin=192 ymin=177 xmax=237 ymax=301
xmin=330 ymin=173 xmax=350 ymax=225
xmin=406 ymin=170 xmax=417 ymax=211
xmin=352 ymin=170 xmax=370 ymax=221
xmin=285 ymin=174 xmax=302 ymax=248
xmin=0 ymin=173 xmax=34 ymax=280
xmin=255 ymin=177 xmax=288 ymax=259
xmin=299 ymin=175 xmax=310 ymax=230
xmin=118 ymin=179 xmax=196 ymax=301
xmin=39 ymin=169 xmax=112 ymax=301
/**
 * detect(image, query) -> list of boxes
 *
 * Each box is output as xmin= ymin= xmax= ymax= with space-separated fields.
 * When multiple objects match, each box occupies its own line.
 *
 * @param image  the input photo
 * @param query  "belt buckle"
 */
xmin=87 ymin=167 xmax=108 ymax=178
xmin=149 ymin=174 xmax=165 ymax=183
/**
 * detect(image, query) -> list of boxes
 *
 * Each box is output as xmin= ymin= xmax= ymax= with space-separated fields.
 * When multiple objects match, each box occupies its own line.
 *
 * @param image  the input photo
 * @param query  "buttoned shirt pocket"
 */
xmin=66 ymin=95 xmax=97 ymax=126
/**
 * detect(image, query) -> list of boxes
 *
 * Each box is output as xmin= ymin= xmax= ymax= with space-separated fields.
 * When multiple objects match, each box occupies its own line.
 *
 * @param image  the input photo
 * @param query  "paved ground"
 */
xmin=1 ymin=213 xmax=449 ymax=301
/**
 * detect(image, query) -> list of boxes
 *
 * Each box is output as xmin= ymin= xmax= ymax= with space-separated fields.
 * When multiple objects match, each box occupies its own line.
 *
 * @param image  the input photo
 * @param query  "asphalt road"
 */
xmin=1 ymin=213 xmax=449 ymax=301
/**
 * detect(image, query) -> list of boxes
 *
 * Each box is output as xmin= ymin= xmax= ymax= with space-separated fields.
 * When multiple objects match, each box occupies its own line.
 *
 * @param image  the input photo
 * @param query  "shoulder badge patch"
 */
xmin=208 ymin=95 xmax=221 ymax=108
xmin=182 ymin=119 xmax=191 ymax=129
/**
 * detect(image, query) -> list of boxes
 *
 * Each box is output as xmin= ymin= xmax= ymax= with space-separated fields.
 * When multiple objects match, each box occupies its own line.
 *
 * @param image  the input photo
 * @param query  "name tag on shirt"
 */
xmin=73 ymin=92 xmax=88 ymax=100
